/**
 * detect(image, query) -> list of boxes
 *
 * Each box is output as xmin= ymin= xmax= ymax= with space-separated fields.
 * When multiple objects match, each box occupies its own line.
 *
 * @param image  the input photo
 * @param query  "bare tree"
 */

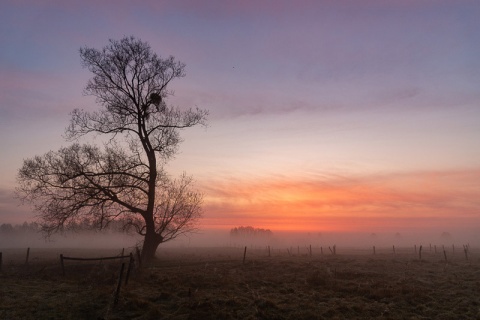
xmin=17 ymin=36 xmax=208 ymax=263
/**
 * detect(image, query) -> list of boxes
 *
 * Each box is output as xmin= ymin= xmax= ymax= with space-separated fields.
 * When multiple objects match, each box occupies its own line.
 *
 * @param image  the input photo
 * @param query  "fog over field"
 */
xmin=0 ymin=230 xmax=140 ymax=249
xmin=171 ymin=228 xmax=480 ymax=249
xmin=2 ymin=226 xmax=478 ymax=252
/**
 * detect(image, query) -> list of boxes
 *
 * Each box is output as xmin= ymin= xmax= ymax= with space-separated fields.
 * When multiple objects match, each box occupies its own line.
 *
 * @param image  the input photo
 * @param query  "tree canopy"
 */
xmin=17 ymin=36 xmax=208 ymax=262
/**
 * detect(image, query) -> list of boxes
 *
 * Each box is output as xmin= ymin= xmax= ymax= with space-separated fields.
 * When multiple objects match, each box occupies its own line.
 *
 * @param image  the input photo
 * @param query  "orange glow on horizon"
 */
xmin=199 ymin=169 xmax=480 ymax=233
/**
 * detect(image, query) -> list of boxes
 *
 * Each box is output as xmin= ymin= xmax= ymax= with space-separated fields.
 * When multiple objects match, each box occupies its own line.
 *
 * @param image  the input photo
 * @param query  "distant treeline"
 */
xmin=230 ymin=226 xmax=273 ymax=238
xmin=0 ymin=219 xmax=132 ymax=236
xmin=0 ymin=221 xmax=41 ymax=234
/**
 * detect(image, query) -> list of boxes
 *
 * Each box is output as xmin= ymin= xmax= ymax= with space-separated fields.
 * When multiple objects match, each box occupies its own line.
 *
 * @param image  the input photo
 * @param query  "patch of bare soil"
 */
xmin=1 ymin=247 xmax=479 ymax=319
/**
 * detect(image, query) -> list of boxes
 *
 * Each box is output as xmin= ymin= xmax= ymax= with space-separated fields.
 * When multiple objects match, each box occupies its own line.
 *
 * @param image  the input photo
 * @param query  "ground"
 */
xmin=0 ymin=246 xmax=479 ymax=319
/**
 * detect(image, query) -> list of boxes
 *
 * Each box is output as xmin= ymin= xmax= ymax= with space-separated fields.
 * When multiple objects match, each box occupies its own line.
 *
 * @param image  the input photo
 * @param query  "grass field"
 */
xmin=1 ymin=246 xmax=479 ymax=319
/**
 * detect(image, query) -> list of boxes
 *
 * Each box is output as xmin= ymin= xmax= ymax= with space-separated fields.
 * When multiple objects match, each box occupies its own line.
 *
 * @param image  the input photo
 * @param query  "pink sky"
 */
xmin=1 ymin=1 xmax=479 ymax=238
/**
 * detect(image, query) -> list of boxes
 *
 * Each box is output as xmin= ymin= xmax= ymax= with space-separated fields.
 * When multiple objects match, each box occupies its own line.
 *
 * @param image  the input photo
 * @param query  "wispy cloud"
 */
xmin=0 ymin=69 xmax=85 ymax=122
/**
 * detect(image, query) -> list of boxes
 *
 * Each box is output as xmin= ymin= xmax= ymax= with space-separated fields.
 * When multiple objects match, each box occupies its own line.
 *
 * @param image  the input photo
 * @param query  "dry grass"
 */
xmin=1 ymin=246 xmax=479 ymax=319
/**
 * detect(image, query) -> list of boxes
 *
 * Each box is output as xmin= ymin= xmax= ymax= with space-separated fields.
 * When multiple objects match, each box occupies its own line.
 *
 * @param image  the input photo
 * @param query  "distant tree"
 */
xmin=17 ymin=36 xmax=208 ymax=263
xmin=440 ymin=231 xmax=452 ymax=241
xmin=230 ymin=226 xmax=273 ymax=238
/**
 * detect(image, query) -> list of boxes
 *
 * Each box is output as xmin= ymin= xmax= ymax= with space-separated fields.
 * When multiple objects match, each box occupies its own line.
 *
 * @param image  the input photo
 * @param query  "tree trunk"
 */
xmin=141 ymin=230 xmax=163 ymax=264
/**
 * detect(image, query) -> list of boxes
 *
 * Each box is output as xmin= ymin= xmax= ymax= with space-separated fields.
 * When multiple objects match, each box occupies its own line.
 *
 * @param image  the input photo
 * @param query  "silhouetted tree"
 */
xmin=17 ymin=36 xmax=208 ymax=263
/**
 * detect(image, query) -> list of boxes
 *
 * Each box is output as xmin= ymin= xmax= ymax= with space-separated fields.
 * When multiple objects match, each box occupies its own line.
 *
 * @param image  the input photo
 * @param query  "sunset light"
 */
xmin=1 ymin=2 xmax=480 ymax=318
xmin=1 ymin=1 xmax=479 ymax=240
xmin=200 ymin=168 xmax=480 ymax=233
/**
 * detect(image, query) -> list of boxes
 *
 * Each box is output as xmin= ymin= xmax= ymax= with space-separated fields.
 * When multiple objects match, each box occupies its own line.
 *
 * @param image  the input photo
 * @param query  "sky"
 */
xmin=1 ymin=0 xmax=479 ymax=238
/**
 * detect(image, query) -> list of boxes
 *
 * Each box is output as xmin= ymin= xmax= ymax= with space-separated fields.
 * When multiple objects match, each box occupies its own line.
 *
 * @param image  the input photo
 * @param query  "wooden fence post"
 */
xmin=114 ymin=263 xmax=125 ymax=306
xmin=25 ymin=247 xmax=30 ymax=265
xmin=329 ymin=245 xmax=336 ymax=255
xmin=125 ymin=253 xmax=134 ymax=286
xmin=419 ymin=245 xmax=423 ymax=260
xmin=243 ymin=246 xmax=247 ymax=264
xmin=393 ymin=245 xmax=396 ymax=255
xmin=373 ymin=246 xmax=376 ymax=255
xmin=0 ymin=252 xmax=2 ymax=272
xmin=463 ymin=245 xmax=468 ymax=261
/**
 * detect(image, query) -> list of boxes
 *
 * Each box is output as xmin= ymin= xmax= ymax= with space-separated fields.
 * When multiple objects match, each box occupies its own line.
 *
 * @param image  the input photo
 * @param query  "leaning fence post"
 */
xmin=463 ymin=245 xmax=468 ymax=261
xmin=60 ymin=254 xmax=65 ymax=276
xmin=329 ymin=245 xmax=336 ymax=255
xmin=25 ymin=247 xmax=30 ymax=265
xmin=125 ymin=253 xmax=134 ymax=286
xmin=114 ymin=263 xmax=125 ymax=306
